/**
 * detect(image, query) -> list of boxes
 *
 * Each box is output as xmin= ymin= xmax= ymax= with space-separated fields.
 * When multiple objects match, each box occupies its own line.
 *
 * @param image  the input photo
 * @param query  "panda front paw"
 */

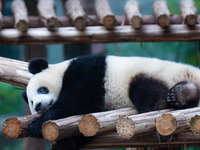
xmin=29 ymin=117 xmax=44 ymax=138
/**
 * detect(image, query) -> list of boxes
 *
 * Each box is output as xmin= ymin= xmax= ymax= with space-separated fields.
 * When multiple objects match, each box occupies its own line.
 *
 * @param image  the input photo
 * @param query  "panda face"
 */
xmin=26 ymin=60 xmax=72 ymax=114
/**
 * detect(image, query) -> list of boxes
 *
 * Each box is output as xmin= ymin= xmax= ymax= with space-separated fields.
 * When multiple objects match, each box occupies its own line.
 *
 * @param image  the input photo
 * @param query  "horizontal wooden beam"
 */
xmin=2 ymin=15 xmax=200 ymax=29
xmin=1 ymin=24 xmax=200 ymax=45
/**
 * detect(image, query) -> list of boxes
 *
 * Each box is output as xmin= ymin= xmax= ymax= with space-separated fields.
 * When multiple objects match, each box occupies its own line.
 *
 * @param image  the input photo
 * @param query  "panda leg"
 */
xmin=167 ymin=81 xmax=199 ymax=109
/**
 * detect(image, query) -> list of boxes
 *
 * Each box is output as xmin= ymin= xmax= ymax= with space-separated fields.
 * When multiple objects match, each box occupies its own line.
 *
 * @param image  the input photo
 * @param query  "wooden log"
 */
xmin=3 ymin=114 xmax=41 ymax=139
xmin=84 ymin=132 xmax=200 ymax=149
xmin=95 ymin=0 xmax=117 ymax=30
xmin=11 ymin=0 xmax=29 ymax=32
xmin=37 ymin=0 xmax=59 ymax=30
xmin=116 ymin=109 xmax=172 ymax=139
xmin=0 ymin=57 xmax=32 ymax=87
xmin=156 ymin=107 xmax=200 ymax=136
xmin=2 ymin=24 xmax=200 ymax=45
xmin=2 ymin=15 xmax=199 ymax=29
xmin=79 ymin=108 xmax=138 ymax=137
xmin=42 ymin=115 xmax=83 ymax=141
xmin=64 ymin=0 xmax=87 ymax=30
xmin=124 ymin=0 xmax=142 ymax=29
xmin=153 ymin=0 xmax=171 ymax=28
xmin=180 ymin=0 xmax=197 ymax=26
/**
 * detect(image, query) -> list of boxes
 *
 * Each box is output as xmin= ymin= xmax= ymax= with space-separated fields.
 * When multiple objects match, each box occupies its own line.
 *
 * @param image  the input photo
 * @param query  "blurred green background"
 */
xmin=0 ymin=0 xmax=200 ymax=150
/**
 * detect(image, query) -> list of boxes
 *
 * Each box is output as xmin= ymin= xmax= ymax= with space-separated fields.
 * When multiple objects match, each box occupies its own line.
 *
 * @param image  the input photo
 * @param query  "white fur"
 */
xmin=104 ymin=56 xmax=200 ymax=110
xmin=27 ymin=60 xmax=72 ymax=114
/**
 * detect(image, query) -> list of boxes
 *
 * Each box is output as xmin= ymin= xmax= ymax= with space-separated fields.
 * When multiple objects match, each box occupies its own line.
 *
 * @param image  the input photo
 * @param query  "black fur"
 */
xmin=29 ymin=58 xmax=48 ymax=74
xmin=22 ymin=91 xmax=28 ymax=104
xmin=129 ymin=74 xmax=169 ymax=113
xmin=28 ymin=55 xmax=106 ymax=149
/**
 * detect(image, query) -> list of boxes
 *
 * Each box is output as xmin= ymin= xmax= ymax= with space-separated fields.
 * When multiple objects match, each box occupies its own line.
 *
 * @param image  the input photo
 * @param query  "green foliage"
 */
xmin=0 ymin=82 xmax=24 ymax=115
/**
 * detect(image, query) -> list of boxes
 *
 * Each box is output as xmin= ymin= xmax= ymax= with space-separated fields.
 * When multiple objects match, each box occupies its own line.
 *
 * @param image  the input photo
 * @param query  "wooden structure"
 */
xmin=0 ymin=0 xmax=199 ymax=45
xmin=1 ymin=0 xmax=200 ymax=149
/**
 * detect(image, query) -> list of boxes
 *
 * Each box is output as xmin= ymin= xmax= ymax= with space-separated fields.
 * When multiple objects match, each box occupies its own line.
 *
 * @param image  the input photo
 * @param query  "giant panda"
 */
xmin=23 ymin=55 xmax=200 ymax=150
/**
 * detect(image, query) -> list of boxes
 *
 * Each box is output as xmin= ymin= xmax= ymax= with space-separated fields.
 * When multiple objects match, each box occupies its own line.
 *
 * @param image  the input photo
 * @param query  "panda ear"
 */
xmin=29 ymin=58 xmax=48 ymax=74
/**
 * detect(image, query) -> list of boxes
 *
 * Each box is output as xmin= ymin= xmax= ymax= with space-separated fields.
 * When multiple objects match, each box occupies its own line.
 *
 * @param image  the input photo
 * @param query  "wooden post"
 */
xmin=124 ymin=0 xmax=142 ymax=29
xmin=79 ymin=108 xmax=138 ymax=137
xmin=116 ymin=109 xmax=172 ymax=139
xmin=180 ymin=0 xmax=197 ymax=26
xmin=42 ymin=115 xmax=83 ymax=141
xmin=153 ymin=0 xmax=170 ymax=28
xmin=64 ymin=0 xmax=87 ymax=30
xmin=156 ymin=107 xmax=200 ymax=136
xmin=11 ymin=0 xmax=29 ymax=32
xmin=37 ymin=0 xmax=59 ymax=30
xmin=3 ymin=114 xmax=41 ymax=139
xmin=95 ymin=0 xmax=117 ymax=30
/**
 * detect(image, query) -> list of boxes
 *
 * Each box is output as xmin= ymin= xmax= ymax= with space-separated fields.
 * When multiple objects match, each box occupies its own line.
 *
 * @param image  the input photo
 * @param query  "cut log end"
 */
xmin=103 ymin=15 xmax=117 ymax=30
xmin=79 ymin=115 xmax=100 ymax=137
xmin=15 ymin=20 xmax=28 ymax=32
xmin=74 ymin=17 xmax=87 ymax=31
xmin=3 ymin=118 xmax=22 ymax=139
xmin=46 ymin=17 xmax=59 ymax=30
xmin=157 ymin=15 xmax=170 ymax=28
xmin=185 ymin=15 xmax=197 ymax=26
xmin=116 ymin=116 xmax=135 ymax=139
xmin=42 ymin=121 xmax=59 ymax=141
xmin=131 ymin=16 xmax=142 ymax=29
xmin=190 ymin=115 xmax=200 ymax=135
xmin=156 ymin=113 xmax=176 ymax=136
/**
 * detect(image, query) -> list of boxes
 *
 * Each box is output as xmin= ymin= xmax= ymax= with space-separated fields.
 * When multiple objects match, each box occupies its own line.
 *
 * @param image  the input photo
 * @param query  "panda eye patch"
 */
xmin=37 ymin=87 xmax=49 ymax=94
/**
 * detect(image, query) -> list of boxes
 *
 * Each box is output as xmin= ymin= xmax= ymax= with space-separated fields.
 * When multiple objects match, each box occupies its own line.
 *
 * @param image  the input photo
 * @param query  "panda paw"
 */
xmin=29 ymin=117 xmax=43 ymax=138
xmin=166 ymin=88 xmax=182 ymax=108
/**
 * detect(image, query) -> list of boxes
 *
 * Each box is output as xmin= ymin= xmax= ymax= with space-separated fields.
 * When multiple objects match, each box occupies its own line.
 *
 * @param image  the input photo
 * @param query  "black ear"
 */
xmin=22 ymin=91 xmax=28 ymax=104
xmin=29 ymin=58 xmax=48 ymax=74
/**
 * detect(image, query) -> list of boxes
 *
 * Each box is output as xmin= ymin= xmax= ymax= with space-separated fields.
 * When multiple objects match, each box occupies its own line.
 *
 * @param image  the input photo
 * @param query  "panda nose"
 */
xmin=35 ymin=102 xmax=41 ymax=112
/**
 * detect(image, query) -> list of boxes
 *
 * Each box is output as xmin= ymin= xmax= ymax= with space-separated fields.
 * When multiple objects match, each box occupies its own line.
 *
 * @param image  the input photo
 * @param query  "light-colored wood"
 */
xmin=42 ymin=115 xmax=83 ymax=141
xmin=116 ymin=109 xmax=172 ymax=139
xmin=0 ymin=57 xmax=32 ymax=87
xmin=156 ymin=107 xmax=200 ymax=136
xmin=190 ymin=115 xmax=200 ymax=135
xmin=153 ymin=0 xmax=170 ymax=28
xmin=65 ymin=0 xmax=87 ymax=30
xmin=125 ymin=0 xmax=142 ymax=29
xmin=1 ymin=24 xmax=200 ymax=45
xmin=2 ymin=15 xmax=198 ymax=29
xmin=84 ymin=132 xmax=200 ymax=149
xmin=95 ymin=0 xmax=116 ymax=29
xmin=79 ymin=108 xmax=138 ymax=137
xmin=11 ymin=0 xmax=29 ymax=32
xmin=3 ymin=114 xmax=41 ymax=139
xmin=180 ymin=0 xmax=197 ymax=26
xmin=37 ymin=0 xmax=59 ymax=30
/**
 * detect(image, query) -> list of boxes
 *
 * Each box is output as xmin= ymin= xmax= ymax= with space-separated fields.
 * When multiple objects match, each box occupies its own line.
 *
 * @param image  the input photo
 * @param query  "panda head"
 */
xmin=23 ymin=58 xmax=67 ymax=114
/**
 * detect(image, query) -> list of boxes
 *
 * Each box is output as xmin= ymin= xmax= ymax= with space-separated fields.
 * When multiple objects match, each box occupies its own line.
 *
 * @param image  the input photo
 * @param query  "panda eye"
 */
xmin=37 ymin=87 xmax=49 ymax=94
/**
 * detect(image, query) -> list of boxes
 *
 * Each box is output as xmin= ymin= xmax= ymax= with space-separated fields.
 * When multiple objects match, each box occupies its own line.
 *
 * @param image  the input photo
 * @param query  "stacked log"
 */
xmin=11 ymin=0 xmax=29 ymax=32
xmin=64 ymin=0 xmax=87 ymax=30
xmin=0 ymin=0 xmax=3 ymax=29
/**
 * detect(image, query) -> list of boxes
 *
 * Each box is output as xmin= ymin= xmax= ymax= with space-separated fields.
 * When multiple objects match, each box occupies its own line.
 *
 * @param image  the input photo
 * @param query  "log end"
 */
xmin=157 ymin=15 xmax=170 ymax=28
xmin=46 ymin=17 xmax=59 ymax=31
xmin=185 ymin=14 xmax=197 ymax=26
xmin=3 ymin=118 xmax=22 ymax=139
xmin=103 ymin=15 xmax=117 ymax=30
xmin=116 ymin=116 xmax=135 ymax=139
xmin=79 ymin=114 xmax=100 ymax=137
xmin=16 ymin=20 xmax=29 ymax=32
xmin=156 ymin=113 xmax=176 ymax=136
xmin=74 ymin=17 xmax=87 ymax=31
xmin=42 ymin=121 xmax=59 ymax=141
xmin=189 ymin=115 xmax=200 ymax=135
xmin=131 ymin=16 xmax=142 ymax=29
